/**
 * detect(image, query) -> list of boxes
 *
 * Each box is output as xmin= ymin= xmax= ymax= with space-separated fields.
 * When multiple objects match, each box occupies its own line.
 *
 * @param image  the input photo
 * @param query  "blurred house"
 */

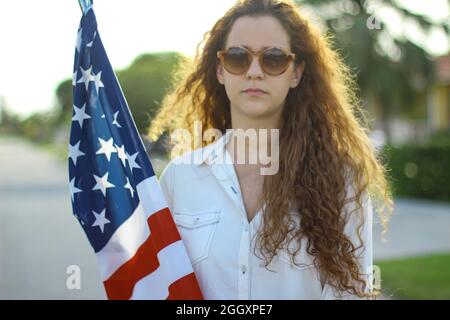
xmin=370 ymin=54 xmax=450 ymax=146
xmin=427 ymin=54 xmax=450 ymax=133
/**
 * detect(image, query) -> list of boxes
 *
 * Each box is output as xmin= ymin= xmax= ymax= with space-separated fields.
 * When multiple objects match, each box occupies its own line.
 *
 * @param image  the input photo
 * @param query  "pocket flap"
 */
xmin=174 ymin=210 xmax=221 ymax=229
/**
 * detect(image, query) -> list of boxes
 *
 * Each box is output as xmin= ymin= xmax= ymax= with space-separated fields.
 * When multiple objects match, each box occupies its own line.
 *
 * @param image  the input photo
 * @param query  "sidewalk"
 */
xmin=373 ymin=198 xmax=450 ymax=261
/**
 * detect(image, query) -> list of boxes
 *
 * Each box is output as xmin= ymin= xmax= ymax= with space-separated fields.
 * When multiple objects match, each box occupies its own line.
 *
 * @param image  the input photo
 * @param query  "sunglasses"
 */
xmin=217 ymin=46 xmax=297 ymax=76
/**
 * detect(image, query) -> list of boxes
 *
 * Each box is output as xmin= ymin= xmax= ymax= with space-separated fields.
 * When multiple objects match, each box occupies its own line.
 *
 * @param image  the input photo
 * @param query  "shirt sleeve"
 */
xmin=320 ymin=188 xmax=374 ymax=300
xmin=158 ymin=161 xmax=175 ymax=214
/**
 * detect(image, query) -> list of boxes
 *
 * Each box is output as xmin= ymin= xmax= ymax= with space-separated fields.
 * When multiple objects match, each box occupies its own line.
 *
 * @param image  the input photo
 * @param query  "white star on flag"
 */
xmin=87 ymin=31 xmax=97 ymax=48
xmin=112 ymin=111 xmax=122 ymax=128
xmin=69 ymin=177 xmax=82 ymax=202
xmin=73 ymin=71 xmax=78 ymax=86
xmin=77 ymin=66 xmax=95 ymax=91
xmin=96 ymin=137 xmax=117 ymax=161
xmin=92 ymin=172 xmax=115 ymax=196
xmin=76 ymin=28 xmax=82 ymax=53
xmin=124 ymin=177 xmax=135 ymax=198
xmin=126 ymin=151 xmax=141 ymax=171
xmin=72 ymin=103 xmax=91 ymax=129
xmin=69 ymin=141 xmax=86 ymax=166
xmin=115 ymin=144 xmax=127 ymax=167
xmin=92 ymin=70 xmax=104 ymax=93
xmin=91 ymin=208 xmax=110 ymax=233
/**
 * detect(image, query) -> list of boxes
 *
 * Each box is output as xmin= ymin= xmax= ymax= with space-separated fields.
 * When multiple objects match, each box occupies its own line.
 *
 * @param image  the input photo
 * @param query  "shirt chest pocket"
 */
xmin=173 ymin=209 xmax=221 ymax=265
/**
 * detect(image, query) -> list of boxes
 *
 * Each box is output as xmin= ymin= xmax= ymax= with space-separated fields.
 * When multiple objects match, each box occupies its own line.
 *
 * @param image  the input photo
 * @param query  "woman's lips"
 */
xmin=244 ymin=89 xmax=266 ymax=97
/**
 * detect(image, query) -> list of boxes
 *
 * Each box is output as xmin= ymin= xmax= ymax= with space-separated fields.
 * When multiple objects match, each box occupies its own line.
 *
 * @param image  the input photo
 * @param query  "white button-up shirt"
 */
xmin=158 ymin=130 xmax=373 ymax=300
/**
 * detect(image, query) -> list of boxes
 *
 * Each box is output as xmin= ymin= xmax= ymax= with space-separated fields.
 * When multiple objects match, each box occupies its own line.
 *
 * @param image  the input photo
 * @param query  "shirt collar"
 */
xmin=195 ymin=129 xmax=234 ymax=166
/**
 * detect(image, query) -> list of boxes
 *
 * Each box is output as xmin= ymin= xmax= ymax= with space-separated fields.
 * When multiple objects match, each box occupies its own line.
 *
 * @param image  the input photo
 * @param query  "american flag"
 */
xmin=68 ymin=4 xmax=203 ymax=300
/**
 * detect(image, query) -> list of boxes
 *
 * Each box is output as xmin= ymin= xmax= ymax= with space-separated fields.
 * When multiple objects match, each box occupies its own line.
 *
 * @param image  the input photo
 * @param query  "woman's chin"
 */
xmin=238 ymin=102 xmax=271 ymax=116
xmin=240 ymin=108 xmax=270 ymax=118
xmin=231 ymin=98 xmax=282 ymax=119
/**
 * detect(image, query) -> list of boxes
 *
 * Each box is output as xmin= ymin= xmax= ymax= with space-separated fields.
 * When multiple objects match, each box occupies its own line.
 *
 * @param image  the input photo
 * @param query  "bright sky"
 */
xmin=0 ymin=0 xmax=448 ymax=118
xmin=0 ymin=0 xmax=237 ymax=118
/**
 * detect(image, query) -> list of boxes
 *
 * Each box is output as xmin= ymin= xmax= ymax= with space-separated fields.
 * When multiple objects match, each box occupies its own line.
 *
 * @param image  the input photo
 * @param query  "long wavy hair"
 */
xmin=148 ymin=0 xmax=393 ymax=298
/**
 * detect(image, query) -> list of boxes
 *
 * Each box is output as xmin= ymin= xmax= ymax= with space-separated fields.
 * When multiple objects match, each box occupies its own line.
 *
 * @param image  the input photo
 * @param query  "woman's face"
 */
xmin=216 ymin=15 xmax=304 ymax=126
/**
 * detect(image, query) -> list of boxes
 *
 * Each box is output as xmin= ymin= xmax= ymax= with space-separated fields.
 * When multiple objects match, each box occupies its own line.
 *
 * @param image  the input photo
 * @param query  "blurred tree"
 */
xmin=0 ymin=96 xmax=5 ymax=125
xmin=116 ymin=52 xmax=181 ymax=136
xmin=20 ymin=111 xmax=55 ymax=143
xmin=55 ymin=79 xmax=72 ymax=124
xmin=296 ymin=0 xmax=450 ymax=141
xmin=55 ymin=51 xmax=182 ymax=136
xmin=0 ymin=97 xmax=22 ymax=135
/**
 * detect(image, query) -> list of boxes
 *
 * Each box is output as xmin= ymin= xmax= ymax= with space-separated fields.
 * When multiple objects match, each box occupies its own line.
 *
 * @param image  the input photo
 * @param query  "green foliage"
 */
xmin=429 ymin=129 xmax=450 ymax=147
xmin=382 ymin=135 xmax=450 ymax=202
xmin=54 ymin=51 xmax=183 ymax=137
xmin=55 ymin=79 xmax=73 ymax=124
xmin=116 ymin=52 xmax=182 ymax=135
xmin=17 ymin=111 xmax=57 ymax=144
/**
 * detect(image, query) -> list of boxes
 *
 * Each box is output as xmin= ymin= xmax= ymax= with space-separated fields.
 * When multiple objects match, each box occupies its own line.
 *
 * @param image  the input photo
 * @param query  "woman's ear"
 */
xmin=217 ymin=63 xmax=225 ymax=85
xmin=290 ymin=60 xmax=305 ymax=88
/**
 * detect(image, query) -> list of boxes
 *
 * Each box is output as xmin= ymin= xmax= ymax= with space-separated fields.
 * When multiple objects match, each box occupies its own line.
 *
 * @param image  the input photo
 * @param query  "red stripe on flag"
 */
xmin=103 ymin=207 xmax=202 ymax=299
xmin=167 ymin=272 xmax=203 ymax=300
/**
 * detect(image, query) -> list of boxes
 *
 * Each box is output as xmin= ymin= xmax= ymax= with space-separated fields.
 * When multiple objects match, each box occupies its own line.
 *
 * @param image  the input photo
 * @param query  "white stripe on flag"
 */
xmin=96 ymin=176 xmax=169 ymax=280
xmin=96 ymin=201 xmax=149 ymax=280
xmin=137 ymin=175 xmax=168 ymax=217
xmin=130 ymin=240 xmax=195 ymax=300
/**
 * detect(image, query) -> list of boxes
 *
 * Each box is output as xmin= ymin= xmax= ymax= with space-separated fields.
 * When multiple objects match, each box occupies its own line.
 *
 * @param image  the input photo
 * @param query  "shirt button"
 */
xmin=244 ymin=225 xmax=249 ymax=232
xmin=241 ymin=265 xmax=247 ymax=274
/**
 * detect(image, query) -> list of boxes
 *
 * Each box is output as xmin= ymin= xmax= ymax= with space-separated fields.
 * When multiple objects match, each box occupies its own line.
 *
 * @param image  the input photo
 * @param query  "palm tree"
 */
xmin=296 ymin=0 xmax=450 ymax=142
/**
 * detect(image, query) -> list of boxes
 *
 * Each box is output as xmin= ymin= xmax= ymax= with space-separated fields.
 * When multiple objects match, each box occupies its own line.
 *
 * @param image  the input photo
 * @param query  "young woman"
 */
xmin=149 ymin=0 xmax=393 ymax=299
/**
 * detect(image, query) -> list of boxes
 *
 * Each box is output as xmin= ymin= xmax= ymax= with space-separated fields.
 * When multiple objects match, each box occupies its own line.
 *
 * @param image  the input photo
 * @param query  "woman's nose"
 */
xmin=245 ymin=56 xmax=264 ymax=79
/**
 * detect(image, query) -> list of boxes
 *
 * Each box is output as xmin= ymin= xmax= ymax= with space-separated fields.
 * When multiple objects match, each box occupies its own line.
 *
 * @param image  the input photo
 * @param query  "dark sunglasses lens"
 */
xmin=223 ymin=47 xmax=249 ymax=74
xmin=262 ymin=48 xmax=290 ymax=75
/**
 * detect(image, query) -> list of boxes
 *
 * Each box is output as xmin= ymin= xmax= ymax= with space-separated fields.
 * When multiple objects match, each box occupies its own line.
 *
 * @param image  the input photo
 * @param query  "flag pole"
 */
xmin=78 ymin=0 xmax=93 ymax=13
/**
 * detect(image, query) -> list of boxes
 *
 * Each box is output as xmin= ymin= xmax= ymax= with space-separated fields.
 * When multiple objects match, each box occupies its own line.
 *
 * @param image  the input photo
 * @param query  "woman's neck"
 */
xmin=226 ymin=106 xmax=281 ymax=174
xmin=226 ymin=128 xmax=277 ymax=169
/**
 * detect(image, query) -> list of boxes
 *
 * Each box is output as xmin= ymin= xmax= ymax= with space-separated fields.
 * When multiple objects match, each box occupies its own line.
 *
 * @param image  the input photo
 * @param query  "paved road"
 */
xmin=0 ymin=136 xmax=106 ymax=299
xmin=0 ymin=135 xmax=449 ymax=299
